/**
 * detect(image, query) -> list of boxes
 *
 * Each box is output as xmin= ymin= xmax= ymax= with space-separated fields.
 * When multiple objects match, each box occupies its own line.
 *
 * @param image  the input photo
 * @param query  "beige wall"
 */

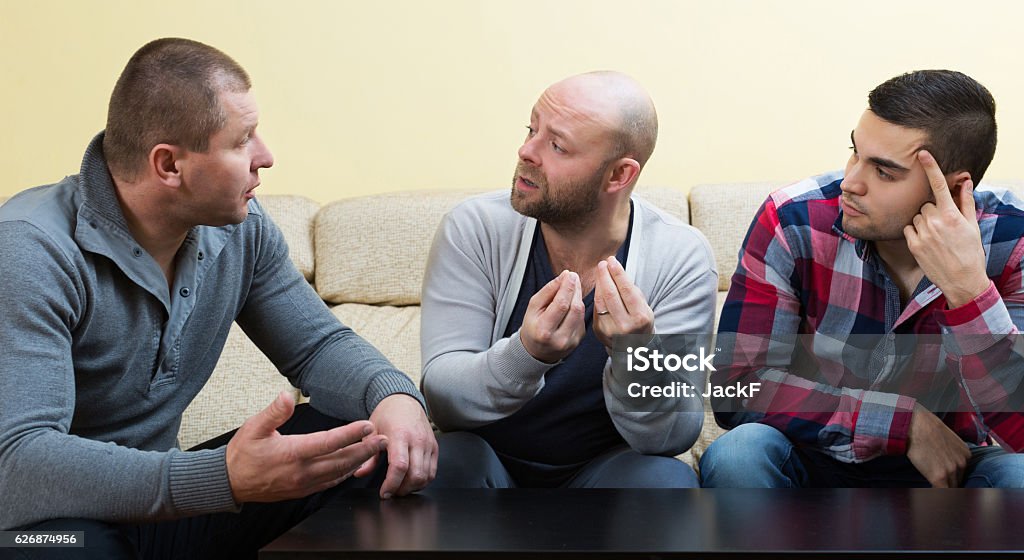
xmin=1 ymin=0 xmax=1021 ymax=202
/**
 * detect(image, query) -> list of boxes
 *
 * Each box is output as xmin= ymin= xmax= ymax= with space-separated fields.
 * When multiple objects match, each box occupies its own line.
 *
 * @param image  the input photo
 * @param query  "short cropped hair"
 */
xmin=612 ymin=101 xmax=658 ymax=170
xmin=103 ymin=38 xmax=251 ymax=179
xmin=868 ymin=70 xmax=996 ymax=183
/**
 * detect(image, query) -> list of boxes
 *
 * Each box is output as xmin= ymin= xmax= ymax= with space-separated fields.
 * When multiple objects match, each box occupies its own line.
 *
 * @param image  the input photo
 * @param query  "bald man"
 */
xmin=420 ymin=72 xmax=717 ymax=488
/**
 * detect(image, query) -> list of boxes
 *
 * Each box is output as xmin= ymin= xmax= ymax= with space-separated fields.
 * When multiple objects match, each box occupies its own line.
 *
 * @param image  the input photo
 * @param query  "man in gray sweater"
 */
xmin=421 ymin=72 xmax=717 ymax=488
xmin=0 ymin=38 xmax=436 ymax=558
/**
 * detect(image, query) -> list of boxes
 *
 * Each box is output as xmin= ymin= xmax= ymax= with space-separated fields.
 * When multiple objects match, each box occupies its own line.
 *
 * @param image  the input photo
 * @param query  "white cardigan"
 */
xmin=420 ymin=190 xmax=718 ymax=455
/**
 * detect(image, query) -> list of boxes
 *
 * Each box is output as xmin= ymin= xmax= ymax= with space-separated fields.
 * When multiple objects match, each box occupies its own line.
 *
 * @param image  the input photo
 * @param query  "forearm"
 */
xmin=423 ymin=331 xmax=552 ymax=431
xmin=0 ymin=429 xmax=235 ymax=530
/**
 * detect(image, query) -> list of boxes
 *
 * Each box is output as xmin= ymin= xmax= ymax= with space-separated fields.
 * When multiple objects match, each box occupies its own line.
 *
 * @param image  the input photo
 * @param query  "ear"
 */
xmin=946 ymin=170 xmax=972 ymax=198
xmin=148 ymin=144 xmax=184 ymax=188
xmin=605 ymin=158 xmax=641 ymax=195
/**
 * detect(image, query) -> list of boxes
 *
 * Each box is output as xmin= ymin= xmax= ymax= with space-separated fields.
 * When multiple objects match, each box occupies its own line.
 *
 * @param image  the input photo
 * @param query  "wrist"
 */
xmin=943 ymin=275 xmax=990 ymax=309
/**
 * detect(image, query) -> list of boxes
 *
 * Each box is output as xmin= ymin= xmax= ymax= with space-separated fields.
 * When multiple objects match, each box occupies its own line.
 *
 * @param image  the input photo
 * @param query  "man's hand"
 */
xmin=520 ymin=270 xmax=586 ymax=363
xmin=906 ymin=403 xmax=971 ymax=487
xmin=904 ymin=150 xmax=990 ymax=308
xmin=226 ymin=392 xmax=387 ymax=503
xmin=361 ymin=394 xmax=438 ymax=499
xmin=593 ymin=256 xmax=655 ymax=351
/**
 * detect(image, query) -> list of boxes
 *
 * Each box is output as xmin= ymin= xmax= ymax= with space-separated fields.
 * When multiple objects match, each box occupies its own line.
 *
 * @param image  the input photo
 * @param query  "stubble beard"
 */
xmin=510 ymin=162 xmax=605 ymax=228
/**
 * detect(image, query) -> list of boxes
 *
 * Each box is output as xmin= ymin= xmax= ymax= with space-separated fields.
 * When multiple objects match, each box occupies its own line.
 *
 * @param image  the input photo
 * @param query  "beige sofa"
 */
xmin=3 ymin=180 xmax=1019 ymax=469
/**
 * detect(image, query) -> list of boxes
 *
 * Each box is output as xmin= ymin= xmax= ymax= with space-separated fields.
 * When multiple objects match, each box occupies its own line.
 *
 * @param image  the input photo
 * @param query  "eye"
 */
xmin=875 ymin=166 xmax=895 ymax=181
xmin=525 ymin=125 xmax=536 ymax=137
xmin=552 ymin=142 xmax=566 ymax=154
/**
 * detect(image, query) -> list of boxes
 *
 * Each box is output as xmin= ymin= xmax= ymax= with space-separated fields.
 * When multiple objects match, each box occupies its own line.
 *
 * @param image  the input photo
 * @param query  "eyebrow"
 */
xmin=850 ymin=130 xmax=910 ymax=172
xmin=530 ymin=109 xmax=571 ymax=142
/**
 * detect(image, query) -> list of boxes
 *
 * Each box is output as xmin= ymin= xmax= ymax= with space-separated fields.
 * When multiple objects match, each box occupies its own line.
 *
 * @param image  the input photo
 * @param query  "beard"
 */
xmin=510 ymin=161 xmax=606 ymax=227
xmin=841 ymin=200 xmax=916 ymax=242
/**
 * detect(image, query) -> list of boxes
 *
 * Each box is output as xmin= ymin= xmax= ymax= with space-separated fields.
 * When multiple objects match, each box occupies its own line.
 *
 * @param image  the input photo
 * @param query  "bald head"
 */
xmin=544 ymin=71 xmax=658 ymax=169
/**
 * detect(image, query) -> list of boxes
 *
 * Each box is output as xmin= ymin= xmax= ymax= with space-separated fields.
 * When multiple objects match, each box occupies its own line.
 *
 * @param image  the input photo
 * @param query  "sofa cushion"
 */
xmin=689 ymin=182 xmax=789 ymax=291
xmin=331 ymin=303 xmax=422 ymax=387
xmin=258 ymin=195 xmax=320 ymax=282
xmin=314 ymin=187 xmax=688 ymax=306
xmin=315 ymin=190 xmax=487 ymax=306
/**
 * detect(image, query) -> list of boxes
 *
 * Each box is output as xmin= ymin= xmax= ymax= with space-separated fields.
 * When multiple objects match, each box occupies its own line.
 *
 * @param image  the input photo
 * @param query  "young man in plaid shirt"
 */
xmin=702 ymin=70 xmax=1024 ymax=488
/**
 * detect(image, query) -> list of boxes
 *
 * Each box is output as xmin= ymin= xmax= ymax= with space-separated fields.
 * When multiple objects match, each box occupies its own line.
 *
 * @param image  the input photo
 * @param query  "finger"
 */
xmin=396 ymin=446 xmax=431 ymax=496
xmin=918 ymin=150 xmax=954 ymax=209
xmin=353 ymin=453 xmax=378 ymax=478
xmin=428 ymin=442 xmax=439 ymax=482
xmin=526 ymin=272 xmax=564 ymax=313
xmin=542 ymin=271 xmax=574 ymax=315
xmin=958 ymin=179 xmax=978 ymax=224
xmin=292 ymin=420 xmax=374 ymax=461
xmin=903 ymin=224 xmax=919 ymax=249
xmin=245 ymin=392 xmax=297 ymax=438
xmin=543 ymin=271 xmax=578 ymax=328
xmin=606 ymin=256 xmax=646 ymax=314
xmin=307 ymin=435 xmax=386 ymax=487
xmin=596 ymin=260 xmax=627 ymax=317
xmin=379 ymin=438 xmax=410 ymax=499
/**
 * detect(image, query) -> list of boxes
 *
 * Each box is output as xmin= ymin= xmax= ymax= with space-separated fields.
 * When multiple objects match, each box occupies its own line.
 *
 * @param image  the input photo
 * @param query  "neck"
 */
xmin=874 ymin=238 xmax=918 ymax=275
xmin=874 ymin=237 xmax=924 ymax=306
xmin=541 ymin=197 xmax=631 ymax=280
xmin=113 ymin=176 xmax=189 ymax=282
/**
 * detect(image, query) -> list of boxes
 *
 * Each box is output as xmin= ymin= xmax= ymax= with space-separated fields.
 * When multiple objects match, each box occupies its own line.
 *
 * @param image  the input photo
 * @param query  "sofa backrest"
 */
xmin=257 ymin=195 xmax=320 ymax=282
xmin=689 ymin=181 xmax=794 ymax=291
xmin=312 ymin=186 xmax=688 ymax=307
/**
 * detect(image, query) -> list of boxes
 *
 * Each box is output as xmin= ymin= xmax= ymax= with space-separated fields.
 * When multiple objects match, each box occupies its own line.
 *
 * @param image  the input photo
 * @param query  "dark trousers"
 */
xmin=4 ymin=405 xmax=385 ymax=560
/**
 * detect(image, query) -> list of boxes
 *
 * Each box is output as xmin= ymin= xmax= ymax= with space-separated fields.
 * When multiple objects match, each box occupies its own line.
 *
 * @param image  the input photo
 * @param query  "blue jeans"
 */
xmin=700 ymin=423 xmax=1024 ymax=488
xmin=431 ymin=432 xmax=698 ymax=488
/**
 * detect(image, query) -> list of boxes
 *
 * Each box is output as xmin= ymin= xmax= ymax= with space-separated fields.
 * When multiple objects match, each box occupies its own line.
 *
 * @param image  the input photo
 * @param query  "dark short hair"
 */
xmin=868 ymin=69 xmax=996 ymax=183
xmin=103 ymin=38 xmax=251 ymax=179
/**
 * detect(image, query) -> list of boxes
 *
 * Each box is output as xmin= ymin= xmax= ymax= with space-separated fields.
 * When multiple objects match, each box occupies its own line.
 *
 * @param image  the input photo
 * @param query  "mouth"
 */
xmin=841 ymin=197 xmax=864 ymax=217
xmin=515 ymin=175 xmax=540 ymax=191
xmin=244 ymin=183 xmax=259 ymax=199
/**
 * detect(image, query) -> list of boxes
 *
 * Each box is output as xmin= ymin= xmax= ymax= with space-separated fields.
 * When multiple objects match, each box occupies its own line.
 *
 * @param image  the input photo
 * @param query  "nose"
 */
xmin=518 ymin=135 xmax=541 ymax=167
xmin=251 ymin=133 xmax=274 ymax=170
xmin=841 ymin=159 xmax=866 ymax=196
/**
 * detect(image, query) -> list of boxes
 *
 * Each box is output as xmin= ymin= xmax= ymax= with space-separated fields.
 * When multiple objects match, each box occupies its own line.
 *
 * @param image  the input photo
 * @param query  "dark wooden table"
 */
xmin=260 ymin=488 xmax=1024 ymax=559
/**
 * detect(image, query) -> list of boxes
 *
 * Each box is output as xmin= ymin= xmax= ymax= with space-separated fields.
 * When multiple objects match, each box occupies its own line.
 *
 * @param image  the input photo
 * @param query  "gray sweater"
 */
xmin=420 ymin=191 xmax=718 ymax=456
xmin=0 ymin=134 xmax=422 ymax=530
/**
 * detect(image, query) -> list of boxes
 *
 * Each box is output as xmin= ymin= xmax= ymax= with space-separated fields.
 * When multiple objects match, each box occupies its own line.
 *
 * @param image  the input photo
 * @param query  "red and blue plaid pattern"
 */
xmin=714 ymin=171 xmax=1024 ymax=462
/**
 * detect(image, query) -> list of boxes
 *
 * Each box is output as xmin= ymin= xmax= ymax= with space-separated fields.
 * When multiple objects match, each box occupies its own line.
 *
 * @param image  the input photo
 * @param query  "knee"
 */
xmin=967 ymin=452 xmax=1024 ymax=488
xmin=432 ymin=432 xmax=511 ymax=488
xmin=699 ymin=423 xmax=793 ymax=487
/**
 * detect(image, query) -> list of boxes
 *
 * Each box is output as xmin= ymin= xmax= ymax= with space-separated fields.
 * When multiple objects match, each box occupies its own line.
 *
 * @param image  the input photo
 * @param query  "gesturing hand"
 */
xmin=593 ymin=256 xmax=654 ymax=351
xmin=520 ymin=270 xmax=586 ymax=363
xmin=904 ymin=150 xmax=990 ymax=309
xmin=226 ymin=392 xmax=387 ymax=503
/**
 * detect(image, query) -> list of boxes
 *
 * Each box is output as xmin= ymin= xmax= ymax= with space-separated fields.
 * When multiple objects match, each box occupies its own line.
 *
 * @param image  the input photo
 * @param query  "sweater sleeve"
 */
xmin=234 ymin=207 xmax=424 ymax=420
xmin=0 ymin=221 xmax=236 ymax=530
xmin=420 ymin=205 xmax=555 ymax=431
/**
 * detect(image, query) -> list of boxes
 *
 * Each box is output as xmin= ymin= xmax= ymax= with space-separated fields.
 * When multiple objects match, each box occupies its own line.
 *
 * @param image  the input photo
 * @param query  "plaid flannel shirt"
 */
xmin=714 ymin=171 xmax=1024 ymax=462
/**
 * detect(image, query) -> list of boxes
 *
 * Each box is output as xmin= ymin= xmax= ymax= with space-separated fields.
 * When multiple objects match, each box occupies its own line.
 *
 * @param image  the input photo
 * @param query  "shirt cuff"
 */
xmin=168 ymin=447 xmax=239 ymax=516
xmin=489 ymin=329 xmax=558 ymax=386
xmin=852 ymin=392 xmax=916 ymax=460
xmin=366 ymin=370 xmax=427 ymax=413
xmin=936 ymin=281 xmax=1014 ymax=356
